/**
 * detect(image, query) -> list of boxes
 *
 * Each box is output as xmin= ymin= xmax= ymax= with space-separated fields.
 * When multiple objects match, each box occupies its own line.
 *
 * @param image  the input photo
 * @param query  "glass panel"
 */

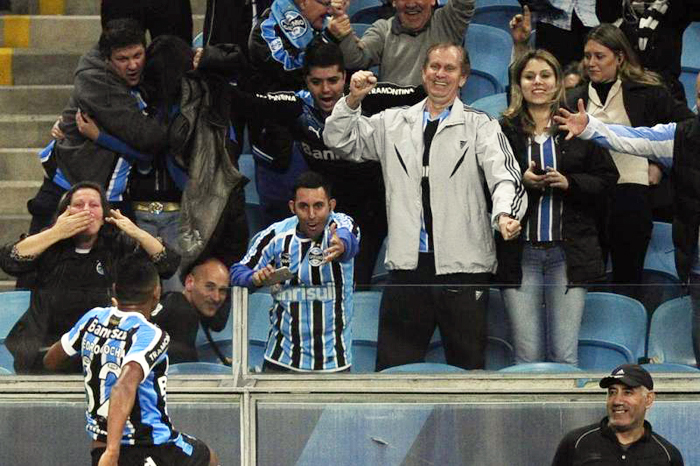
xmin=242 ymin=281 xmax=700 ymax=376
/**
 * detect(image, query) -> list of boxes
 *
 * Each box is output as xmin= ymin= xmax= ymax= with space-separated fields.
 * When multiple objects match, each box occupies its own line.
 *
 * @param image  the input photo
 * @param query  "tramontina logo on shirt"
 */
xmin=280 ymin=12 xmax=307 ymax=39
xmin=308 ymin=246 xmax=324 ymax=267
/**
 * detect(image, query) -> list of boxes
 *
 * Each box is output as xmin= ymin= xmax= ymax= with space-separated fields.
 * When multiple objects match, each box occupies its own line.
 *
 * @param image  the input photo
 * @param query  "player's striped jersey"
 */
xmin=235 ymin=212 xmax=359 ymax=371
xmin=61 ymin=306 xmax=176 ymax=446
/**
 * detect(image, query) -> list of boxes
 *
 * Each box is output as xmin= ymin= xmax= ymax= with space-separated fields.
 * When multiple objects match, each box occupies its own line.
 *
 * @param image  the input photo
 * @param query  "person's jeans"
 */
xmin=134 ymin=210 xmax=183 ymax=292
xmin=502 ymin=244 xmax=586 ymax=365
xmin=687 ymin=273 xmax=700 ymax=366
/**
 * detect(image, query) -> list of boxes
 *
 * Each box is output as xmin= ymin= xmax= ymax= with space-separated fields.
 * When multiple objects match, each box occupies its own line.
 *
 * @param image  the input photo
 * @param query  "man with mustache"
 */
xmin=552 ymin=364 xmax=683 ymax=465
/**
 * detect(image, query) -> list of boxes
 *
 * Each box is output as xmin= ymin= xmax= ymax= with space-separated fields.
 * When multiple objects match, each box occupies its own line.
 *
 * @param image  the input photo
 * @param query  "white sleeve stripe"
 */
xmin=122 ymin=355 xmax=152 ymax=383
xmin=61 ymin=332 xmax=78 ymax=357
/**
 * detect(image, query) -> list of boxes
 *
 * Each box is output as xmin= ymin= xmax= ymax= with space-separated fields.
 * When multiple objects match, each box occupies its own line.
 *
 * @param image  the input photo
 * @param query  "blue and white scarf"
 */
xmin=261 ymin=0 xmax=317 ymax=71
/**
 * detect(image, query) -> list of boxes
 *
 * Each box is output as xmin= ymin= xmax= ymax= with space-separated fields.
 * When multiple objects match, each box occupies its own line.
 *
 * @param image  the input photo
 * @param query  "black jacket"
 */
xmin=495 ymin=119 xmax=619 ymax=286
xmin=597 ymin=0 xmax=700 ymax=104
xmin=670 ymin=115 xmax=700 ymax=282
xmin=152 ymin=292 xmax=229 ymax=364
xmin=552 ymin=417 xmax=684 ymax=465
xmin=566 ymin=81 xmax=694 ymax=129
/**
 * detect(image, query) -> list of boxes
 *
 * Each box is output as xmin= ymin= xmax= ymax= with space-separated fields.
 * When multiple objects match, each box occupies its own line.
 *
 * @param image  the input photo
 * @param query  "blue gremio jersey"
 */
xmin=61 ymin=306 xmax=177 ymax=446
xmin=239 ymin=212 xmax=359 ymax=371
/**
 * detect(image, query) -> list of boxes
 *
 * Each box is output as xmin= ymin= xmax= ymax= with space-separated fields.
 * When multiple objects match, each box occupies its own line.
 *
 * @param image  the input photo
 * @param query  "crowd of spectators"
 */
xmin=1 ymin=0 xmax=699 ymax=378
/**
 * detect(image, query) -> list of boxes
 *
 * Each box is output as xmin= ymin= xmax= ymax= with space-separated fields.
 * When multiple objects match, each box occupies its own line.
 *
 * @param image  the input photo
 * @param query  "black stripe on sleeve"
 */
xmin=312 ymin=301 xmax=324 ymax=370
xmin=331 ymin=260 xmax=347 ymax=368
xmin=394 ymin=145 xmax=409 ymax=176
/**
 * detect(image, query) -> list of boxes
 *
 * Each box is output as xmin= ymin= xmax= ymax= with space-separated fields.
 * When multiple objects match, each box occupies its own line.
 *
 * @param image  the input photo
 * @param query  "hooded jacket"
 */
xmin=52 ymin=46 xmax=168 ymax=189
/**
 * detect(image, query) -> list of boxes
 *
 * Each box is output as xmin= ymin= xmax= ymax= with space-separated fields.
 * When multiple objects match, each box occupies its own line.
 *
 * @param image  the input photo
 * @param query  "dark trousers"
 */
xmin=535 ymin=13 xmax=590 ymax=68
xmin=376 ymin=253 xmax=490 ymax=371
xmin=608 ymin=184 xmax=652 ymax=297
xmin=331 ymin=172 xmax=387 ymax=286
xmin=101 ymin=0 xmax=193 ymax=45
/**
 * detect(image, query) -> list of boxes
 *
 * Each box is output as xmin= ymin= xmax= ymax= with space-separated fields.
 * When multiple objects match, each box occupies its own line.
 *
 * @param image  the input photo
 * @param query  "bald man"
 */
xmin=152 ymin=257 xmax=231 ymax=363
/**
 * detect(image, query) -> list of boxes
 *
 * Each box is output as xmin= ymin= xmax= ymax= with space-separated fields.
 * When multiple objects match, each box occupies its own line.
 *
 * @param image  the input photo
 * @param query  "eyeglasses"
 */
xmin=312 ymin=0 xmax=332 ymax=7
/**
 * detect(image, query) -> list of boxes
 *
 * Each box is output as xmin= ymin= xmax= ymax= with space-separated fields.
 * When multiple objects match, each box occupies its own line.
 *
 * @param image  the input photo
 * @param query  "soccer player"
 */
xmin=43 ymin=257 xmax=219 ymax=466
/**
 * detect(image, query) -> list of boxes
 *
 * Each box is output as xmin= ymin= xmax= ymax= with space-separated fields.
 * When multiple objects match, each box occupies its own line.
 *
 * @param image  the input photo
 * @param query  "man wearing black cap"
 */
xmin=551 ymin=364 xmax=684 ymax=465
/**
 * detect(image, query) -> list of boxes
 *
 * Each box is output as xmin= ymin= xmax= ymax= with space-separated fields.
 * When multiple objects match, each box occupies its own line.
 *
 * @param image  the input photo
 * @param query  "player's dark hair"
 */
xmin=98 ymin=18 xmax=146 ymax=59
xmin=113 ymin=255 xmax=160 ymax=304
xmin=302 ymin=38 xmax=345 ymax=76
xmin=292 ymin=171 xmax=333 ymax=200
xmin=141 ymin=35 xmax=194 ymax=123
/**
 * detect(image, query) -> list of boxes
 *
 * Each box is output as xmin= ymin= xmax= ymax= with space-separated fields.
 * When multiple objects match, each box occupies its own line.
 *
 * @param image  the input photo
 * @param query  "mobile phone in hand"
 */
xmin=262 ymin=266 xmax=294 ymax=286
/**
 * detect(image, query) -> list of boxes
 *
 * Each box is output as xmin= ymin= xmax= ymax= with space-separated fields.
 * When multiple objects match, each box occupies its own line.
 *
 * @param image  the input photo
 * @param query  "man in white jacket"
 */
xmin=323 ymin=43 xmax=526 ymax=370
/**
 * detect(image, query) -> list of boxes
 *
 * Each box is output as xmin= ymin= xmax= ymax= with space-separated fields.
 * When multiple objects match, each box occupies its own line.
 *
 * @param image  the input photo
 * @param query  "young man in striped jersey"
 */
xmin=43 ymin=258 xmax=219 ymax=466
xmin=230 ymin=171 xmax=360 ymax=372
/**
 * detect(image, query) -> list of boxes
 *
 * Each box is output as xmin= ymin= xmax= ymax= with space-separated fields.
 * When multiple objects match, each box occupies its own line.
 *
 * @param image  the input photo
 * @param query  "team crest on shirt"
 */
xmin=270 ymin=37 xmax=283 ymax=53
xmin=95 ymin=260 xmax=105 ymax=275
xmin=280 ymin=11 xmax=307 ymax=39
xmin=281 ymin=252 xmax=291 ymax=268
xmin=308 ymin=246 xmax=324 ymax=267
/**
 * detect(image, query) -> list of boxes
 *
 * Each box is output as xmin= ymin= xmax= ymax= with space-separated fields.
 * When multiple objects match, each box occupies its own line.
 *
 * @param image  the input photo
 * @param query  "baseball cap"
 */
xmin=599 ymin=364 xmax=654 ymax=390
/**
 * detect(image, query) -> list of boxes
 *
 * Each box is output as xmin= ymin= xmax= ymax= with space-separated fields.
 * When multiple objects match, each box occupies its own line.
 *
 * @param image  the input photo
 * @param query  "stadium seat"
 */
xmin=637 ymin=269 xmax=685 ymax=315
xmin=195 ymin=308 xmax=233 ymax=346
xmin=197 ymin=339 xmax=233 ymax=364
xmin=644 ymin=222 xmax=677 ymax=279
xmin=577 ymin=292 xmax=647 ymax=370
xmin=351 ymin=22 xmax=371 ymax=38
xmin=642 ymin=362 xmax=699 ymax=373
xmin=352 ymin=291 xmax=382 ymax=372
xmin=0 ymin=291 xmax=30 ymax=338
xmin=248 ymin=292 xmax=273 ymax=372
xmin=477 ymin=0 xmax=519 ymax=7
xmin=461 ymin=69 xmax=502 ymax=104
xmin=647 ymin=296 xmax=696 ymax=366
xmin=0 ymin=291 xmax=30 ymax=374
xmin=381 ymin=362 xmax=469 ymax=373
xmin=0 ymin=366 xmax=11 ymax=375
xmin=425 ymin=335 xmax=514 ymax=369
xmin=169 ymin=362 xmax=232 ymax=375
xmin=470 ymin=92 xmax=508 ymax=118
xmin=472 ymin=5 xmax=522 ymax=33
xmin=464 ymin=24 xmax=512 ymax=88
xmin=681 ymin=22 xmax=700 ymax=68
xmin=347 ymin=0 xmax=383 ymax=20
xmin=238 ymin=153 xmax=258 ymax=205
xmin=499 ymin=362 xmax=584 ymax=373
xmin=680 ymin=67 xmax=699 ymax=113
xmin=370 ymin=238 xmax=388 ymax=285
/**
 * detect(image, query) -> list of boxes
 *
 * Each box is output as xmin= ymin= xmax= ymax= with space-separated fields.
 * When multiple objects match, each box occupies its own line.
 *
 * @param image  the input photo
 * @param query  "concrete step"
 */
xmin=0 ymin=214 xmax=30 ymax=246
xmin=0 ymin=85 xmax=71 ymax=114
xmin=0 ymin=215 xmax=31 ymax=281
xmin=0 ymin=148 xmax=44 ymax=181
xmin=0 ymin=115 xmax=55 ymax=148
xmin=60 ymin=0 xmax=207 ymax=16
xmin=0 ymin=280 xmax=18 ymax=292
xmin=0 ymin=181 xmax=40 ymax=215
xmin=11 ymin=0 xmax=206 ymax=16
xmin=4 ymin=48 xmax=80 ymax=85
xmin=1 ymin=15 xmax=206 ymax=50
